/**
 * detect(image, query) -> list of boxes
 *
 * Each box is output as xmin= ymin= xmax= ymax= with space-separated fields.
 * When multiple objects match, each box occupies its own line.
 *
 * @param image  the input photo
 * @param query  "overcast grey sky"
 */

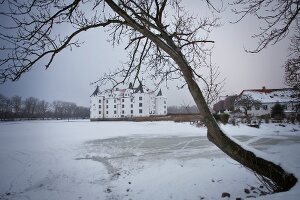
xmin=0 ymin=1 xmax=291 ymax=106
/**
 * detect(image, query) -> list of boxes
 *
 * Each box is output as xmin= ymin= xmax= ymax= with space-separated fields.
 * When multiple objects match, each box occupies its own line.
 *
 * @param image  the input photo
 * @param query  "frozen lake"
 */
xmin=0 ymin=120 xmax=300 ymax=200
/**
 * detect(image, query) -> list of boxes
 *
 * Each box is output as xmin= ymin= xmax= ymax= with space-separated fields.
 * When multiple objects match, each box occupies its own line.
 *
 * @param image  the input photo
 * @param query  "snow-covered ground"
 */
xmin=0 ymin=120 xmax=299 ymax=200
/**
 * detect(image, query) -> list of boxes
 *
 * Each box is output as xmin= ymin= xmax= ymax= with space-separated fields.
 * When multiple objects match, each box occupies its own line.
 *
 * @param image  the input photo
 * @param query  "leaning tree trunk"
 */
xmin=172 ymin=52 xmax=297 ymax=192
xmin=186 ymin=73 xmax=297 ymax=192
xmin=105 ymin=0 xmax=297 ymax=192
xmin=161 ymin=47 xmax=297 ymax=192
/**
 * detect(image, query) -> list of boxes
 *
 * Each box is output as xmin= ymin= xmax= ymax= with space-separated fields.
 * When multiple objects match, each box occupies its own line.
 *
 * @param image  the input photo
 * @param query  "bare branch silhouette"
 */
xmin=230 ymin=0 xmax=300 ymax=53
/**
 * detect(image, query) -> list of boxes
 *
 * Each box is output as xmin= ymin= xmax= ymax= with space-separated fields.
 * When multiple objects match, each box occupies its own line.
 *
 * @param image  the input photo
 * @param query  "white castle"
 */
xmin=90 ymin=82 xmax=167 ymax=120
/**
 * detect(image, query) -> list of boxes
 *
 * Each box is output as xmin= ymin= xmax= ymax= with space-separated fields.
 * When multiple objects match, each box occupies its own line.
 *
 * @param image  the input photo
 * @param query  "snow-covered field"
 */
xmin=0 ymin=120 xmax=299 ymax=200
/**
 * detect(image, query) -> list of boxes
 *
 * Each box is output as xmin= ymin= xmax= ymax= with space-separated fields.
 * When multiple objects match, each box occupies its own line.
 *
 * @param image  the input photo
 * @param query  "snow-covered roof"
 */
xmin=240 ymin=88 xmax=298 ymax=104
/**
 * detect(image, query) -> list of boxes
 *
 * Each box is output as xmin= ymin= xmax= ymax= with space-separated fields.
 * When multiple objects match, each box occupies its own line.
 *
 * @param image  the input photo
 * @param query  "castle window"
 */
xmin=139 ymin=97 xmax=142 ymax=100
xmin=131 ymin=110 xmax=133 ymax=114
xmin=122 ymin=104 xmax=125 ymax=108
xmin=106 ymin=105 xmax=108 ymax=109
xmin=131 ymin=104 xmax=133 ymax=108
xmin=114 ymin=105 xmax=116 ymax=109
xmin=106 ymin=100 xmax=108 ymax=103
xmin=164 ymin=105 xmax=166 ymax=109
xmin=114 ymin=110 xmax=116 ymax=114
xmin=99 ymin=100 xmax=101 ymax=103
xmin=255 ymin=106 xmax=260 ymax=110
xmin=99 ymin=105 xmax=101 ymax=109
xmin=99 ymin=111 xmax=101 ymax=114
xmin=139 ymin=109 xmax=142 ymax=113
xmin=106 ymin=111 xmax=108 ymax=114
xmin=263 ymin=105 xmax=268 ymax=110
xmin=114 ymin=99 xmax=116 ymax=103
xmin=164 ymin=101 xmax=166 ymax=104
xmin=122 ymin=110 xmax=124 ymax=114
xmin=139 ymin=103 xmax=142 ymax=107
xmin=122 ymin=99 xmax=124 ymax=102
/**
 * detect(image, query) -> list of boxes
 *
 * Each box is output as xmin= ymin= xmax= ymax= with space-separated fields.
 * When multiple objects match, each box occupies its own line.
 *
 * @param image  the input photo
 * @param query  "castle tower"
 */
xmin=90 ymin=86 xmax=104 ymax=119
xmin=155 ymin=89 xmax=167 ymax=115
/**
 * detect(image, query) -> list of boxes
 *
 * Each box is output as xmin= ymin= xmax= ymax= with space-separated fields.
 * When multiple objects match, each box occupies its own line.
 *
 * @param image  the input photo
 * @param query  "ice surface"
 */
xmin=0 ymin=120 xmax=300 ymax=200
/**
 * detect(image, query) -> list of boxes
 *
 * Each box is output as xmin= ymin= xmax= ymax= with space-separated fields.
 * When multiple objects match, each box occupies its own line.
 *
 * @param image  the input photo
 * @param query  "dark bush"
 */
xmin=261 ymin=114 xmax=270 ymax=124
xmin=220 ymin=113 xmax=230 ymax=124
xmin=271 ymin=103 xmax=284 ymax=119
xmin=213 ymin=113 xmax=221 ymax=121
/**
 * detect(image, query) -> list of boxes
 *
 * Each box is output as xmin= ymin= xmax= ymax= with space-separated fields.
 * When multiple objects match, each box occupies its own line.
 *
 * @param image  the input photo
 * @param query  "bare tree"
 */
xmin=202 ymin=53 xmax=225 ymax=107
xmin=11 ymin=95 xmax=22 ymax=117
xmin=0 ymin=94 xmax=12 ymax=120
xmin=235 ymin=94 xmax=262 ymax=116
xmin=36 ymin=100 xmax=49 ymax=118
xmin=52 ymin=101 xmax=64 ymax=119
xmin=74 ymin=106 xmax=90 ymax=118
xmin=213 ymin=95 xmax=237 ymax=113
xmin=285 ymin=59 xmax=300 ymax=91
xmin=213 ymin=99 xmax=225 ymax=113
xmin=230 ymin=0 xmax=300 ymax=53
xmin=65 ymin=102 xmax=77 ymax=120
xmin=224 ymin=95 xmax=237 ymax=111
xmin=0 ymin=0 xmax=297 ymax=192
xmin=230 ymin=0 xmax=300 ymax=111
xmin=52 ymin=100 xmax=77 ymax=119
xmin=284 ymin=23 xmax=300 ymax=94
xmin=23 ymin=97 xmax=38 ymax=117
xmin=168 ymin=101 xmax=200 ymax=114
xmin=0 ymin=93 xmax=88 ymax=119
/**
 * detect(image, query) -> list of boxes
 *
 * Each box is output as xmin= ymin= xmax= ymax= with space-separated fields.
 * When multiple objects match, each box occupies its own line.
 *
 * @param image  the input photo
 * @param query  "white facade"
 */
xmin=90 ymin=83 xmax=167 ymax=120
xmin=235 ymin=88 xmax=299 ymax=117
xmin=155 ymin=95 xmax=167 ymax=115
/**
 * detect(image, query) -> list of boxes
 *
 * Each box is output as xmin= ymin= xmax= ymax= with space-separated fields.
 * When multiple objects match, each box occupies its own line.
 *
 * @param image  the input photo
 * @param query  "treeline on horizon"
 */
xmin=167 ymin=105 xmax=199 ymax=114
xmin=0 ymin=94 xmax=89 ymax=120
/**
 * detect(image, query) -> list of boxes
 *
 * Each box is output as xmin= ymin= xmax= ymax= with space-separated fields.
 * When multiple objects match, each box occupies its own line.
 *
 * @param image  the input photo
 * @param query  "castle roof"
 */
xmin=92 ymin=81 xmax=159 ymax=99
xmin=128 ymin=82 xmax=133 ymax=89
xmin=134 ymin=81 xmax=144 ymax=93
xmin=91 ymin=85 xmax=100 ymax=96
xmin=157 ymin=89 xmax=163 ymax=96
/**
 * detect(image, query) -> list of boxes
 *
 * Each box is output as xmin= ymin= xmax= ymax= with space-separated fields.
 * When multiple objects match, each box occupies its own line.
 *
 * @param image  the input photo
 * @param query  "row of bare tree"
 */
xmin=167 ymin=105 xmax=199 ymax=114
xmin=0 ymin=94 xmax=89 ymax=120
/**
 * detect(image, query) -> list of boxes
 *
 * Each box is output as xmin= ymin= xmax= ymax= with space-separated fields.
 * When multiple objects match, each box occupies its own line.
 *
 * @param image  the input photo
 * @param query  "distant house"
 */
xmin=90 ymin=82 xmax=167 ymax=120
xmin=234 ymin=87 xmax=299 ymax=117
